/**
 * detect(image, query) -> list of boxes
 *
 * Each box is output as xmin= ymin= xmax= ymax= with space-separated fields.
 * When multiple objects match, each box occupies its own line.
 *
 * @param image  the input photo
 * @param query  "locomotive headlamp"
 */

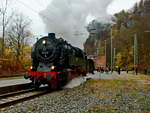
xmin=30 ymin=66 xmax=33 ymax=70
xmin=51 ymin=65 xmax=55 ymax=70
xmin=42 ymin=40 xmax=46 ymax=44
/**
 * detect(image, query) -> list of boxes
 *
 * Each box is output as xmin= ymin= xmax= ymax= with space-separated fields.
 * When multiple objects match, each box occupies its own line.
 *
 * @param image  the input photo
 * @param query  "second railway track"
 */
xmin=0 ymin=87 xmax=49 ymax=110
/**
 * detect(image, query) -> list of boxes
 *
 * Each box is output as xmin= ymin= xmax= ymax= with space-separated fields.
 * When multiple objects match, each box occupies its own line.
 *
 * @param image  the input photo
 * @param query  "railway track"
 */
xmin=0 ymin=83 xmax=32 ymax=95
xmin=0 ymin=87 xmax=49 ymax=110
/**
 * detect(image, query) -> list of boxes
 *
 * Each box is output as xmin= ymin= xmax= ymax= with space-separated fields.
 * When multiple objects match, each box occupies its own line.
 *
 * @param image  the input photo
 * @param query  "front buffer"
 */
xmin=24 ymin=71 xmax=61 ymax=89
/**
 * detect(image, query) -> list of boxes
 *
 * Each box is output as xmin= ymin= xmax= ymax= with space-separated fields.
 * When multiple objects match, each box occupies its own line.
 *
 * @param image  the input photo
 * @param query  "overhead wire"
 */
xmin=15 ymin=0 xmax=55 ymax=23
xmin=15 ymin=0 xmax=88 ymax=36
xmin=33 ymin=0 xmax=42 ymax=9
xmin=15 ymin=0 xmax=69 ymax=36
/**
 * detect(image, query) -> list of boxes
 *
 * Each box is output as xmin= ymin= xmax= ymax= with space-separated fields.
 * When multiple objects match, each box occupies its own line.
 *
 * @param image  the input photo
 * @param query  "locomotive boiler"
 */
xmin=24 ymin=33 xmax=94 ymax=89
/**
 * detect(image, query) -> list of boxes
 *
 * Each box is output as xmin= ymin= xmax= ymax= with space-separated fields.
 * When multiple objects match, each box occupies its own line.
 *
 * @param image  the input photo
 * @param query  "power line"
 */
xmin=15 ymin=0 xmax=87 ymax=38
xmin=34 ymin=0 xmax=42 ymax=8
xmin=15 ymin=0 xmax=55 ymax=23
xmin=20 ymin=0 xmax=61 ymax=25
xmin=16 ymin=0 xmax=39 ymax=14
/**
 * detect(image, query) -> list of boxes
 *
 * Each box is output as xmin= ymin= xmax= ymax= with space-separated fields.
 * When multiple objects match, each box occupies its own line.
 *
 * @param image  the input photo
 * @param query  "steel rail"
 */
xmin=0 ymin=87 xmax=50 ymax=109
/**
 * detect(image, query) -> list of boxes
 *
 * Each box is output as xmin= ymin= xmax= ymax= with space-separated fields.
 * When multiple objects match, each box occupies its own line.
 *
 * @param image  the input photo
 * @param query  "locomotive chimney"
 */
xmin=48 ymin=33 xmax=55 ymax=39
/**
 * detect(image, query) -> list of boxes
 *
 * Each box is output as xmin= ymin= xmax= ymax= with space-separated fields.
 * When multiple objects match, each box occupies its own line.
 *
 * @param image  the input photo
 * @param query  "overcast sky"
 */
xmin=0 ymin=0 xmax=141 ymax=48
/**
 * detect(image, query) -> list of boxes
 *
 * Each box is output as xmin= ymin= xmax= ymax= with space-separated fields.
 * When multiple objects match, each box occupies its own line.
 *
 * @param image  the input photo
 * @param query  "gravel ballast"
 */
xmin=1 ymin=73 xmax=150 ymax=113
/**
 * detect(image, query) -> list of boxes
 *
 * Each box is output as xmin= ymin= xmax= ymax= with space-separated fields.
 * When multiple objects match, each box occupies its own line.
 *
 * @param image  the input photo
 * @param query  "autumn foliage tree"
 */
xmin=0 ymin=12 xmax=32 ymax=76
xmin=112 ymin=0 xmax=150 ymax=71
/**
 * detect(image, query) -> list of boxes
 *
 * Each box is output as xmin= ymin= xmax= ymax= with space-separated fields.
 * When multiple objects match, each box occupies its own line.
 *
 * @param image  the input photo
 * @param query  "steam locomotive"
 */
xmin=24 ymin=33 xmax=94 ymax=89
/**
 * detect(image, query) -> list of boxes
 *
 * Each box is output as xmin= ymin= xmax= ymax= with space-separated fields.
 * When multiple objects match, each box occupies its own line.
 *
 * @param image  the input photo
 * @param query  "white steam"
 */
xmin=40 ymin=0 xmax=112 ymax=49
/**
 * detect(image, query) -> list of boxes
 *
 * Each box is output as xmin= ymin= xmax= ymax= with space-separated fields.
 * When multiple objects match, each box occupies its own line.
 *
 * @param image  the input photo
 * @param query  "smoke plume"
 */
xmin=40 ymin=0 xmax=112 ymax=49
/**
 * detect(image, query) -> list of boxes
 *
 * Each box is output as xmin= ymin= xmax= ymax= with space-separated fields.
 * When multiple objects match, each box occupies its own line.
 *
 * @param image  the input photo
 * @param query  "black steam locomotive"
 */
xmin=24 ymin=33 xmax=94 ymax=89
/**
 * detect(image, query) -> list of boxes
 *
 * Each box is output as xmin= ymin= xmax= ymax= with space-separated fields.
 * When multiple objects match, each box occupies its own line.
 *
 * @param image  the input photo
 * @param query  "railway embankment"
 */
xmin=1 ymin=72 xmax=150 ymax=113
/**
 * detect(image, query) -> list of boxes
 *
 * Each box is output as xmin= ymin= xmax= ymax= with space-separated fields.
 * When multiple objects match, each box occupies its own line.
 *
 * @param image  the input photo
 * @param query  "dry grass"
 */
xmin=84 ymin=76 xmax=150 ymax=112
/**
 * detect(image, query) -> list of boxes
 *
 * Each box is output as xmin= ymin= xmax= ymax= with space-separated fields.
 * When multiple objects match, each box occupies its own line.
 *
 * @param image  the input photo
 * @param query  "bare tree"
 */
xmin=0 ymin=0 xmax=13 ymax=56
xmin=7 ymin=13 xmax=32 ymax=62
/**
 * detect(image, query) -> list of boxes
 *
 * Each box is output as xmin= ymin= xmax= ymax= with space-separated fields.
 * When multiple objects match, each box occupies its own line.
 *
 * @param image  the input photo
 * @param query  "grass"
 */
xmin=135 ymin=74 xmax=150 ymax=81
xmin=83 ymin=77 xmax=150 ymax=112
xmin=85 ymin=79 xmax=140 ymax=91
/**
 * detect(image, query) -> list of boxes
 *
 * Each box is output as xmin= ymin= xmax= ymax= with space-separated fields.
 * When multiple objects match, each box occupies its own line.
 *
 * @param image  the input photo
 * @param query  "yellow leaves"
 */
xmin=115 ymin=52 xmax=122 ymax=67
xmin=0 ymin=44 xmax=31 ymax=74
xmin=4 ymin=48 xmax=12 ymax=56
xmin=115 ymin=48 xmax=133 ymax=68
xmin=129 ymin=46 xmax=133 ymax=56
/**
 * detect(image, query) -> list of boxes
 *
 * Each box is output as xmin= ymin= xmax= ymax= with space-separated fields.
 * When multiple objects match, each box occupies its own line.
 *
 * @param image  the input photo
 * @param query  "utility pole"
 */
xmin=113 ymin=48 xmax=116 ymax=69
xmin=96 ymin=48 xmax=99 ymax=56
xmin=1 ymin=0 xmax=8 ymax=56
xmin=134 ymin=33 xmax=138 ymax=75
xmin=105 ymin=40 xmax=107 ymax=68
xmin=2 ymin=12 xmax=5 ymax=56
xmin=111 ymin=28 xmax=113 ymax=73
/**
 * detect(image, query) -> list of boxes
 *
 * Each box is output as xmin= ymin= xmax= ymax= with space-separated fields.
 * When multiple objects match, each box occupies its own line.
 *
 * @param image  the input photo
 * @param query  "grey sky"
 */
xmin=0 ymin=0 xmax=140 ymax=48
xmin=107 ymin=0 xmax=141 ymax=14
